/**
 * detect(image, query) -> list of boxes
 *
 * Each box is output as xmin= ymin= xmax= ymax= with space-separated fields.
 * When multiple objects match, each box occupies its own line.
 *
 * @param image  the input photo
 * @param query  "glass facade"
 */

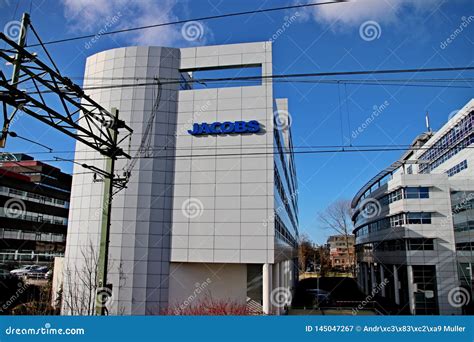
xmin=273 ymin=119 xmax=299 ymax=249
xmin=355 ymin=212 xmax=432 ymax=238
xmin=419 ymin=111 xmax=473 ymax=173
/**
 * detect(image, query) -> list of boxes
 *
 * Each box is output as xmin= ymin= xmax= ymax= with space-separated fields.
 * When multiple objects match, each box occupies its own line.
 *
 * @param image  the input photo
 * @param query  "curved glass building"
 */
xmin=352 ymin=99 xmax=473 ymax=315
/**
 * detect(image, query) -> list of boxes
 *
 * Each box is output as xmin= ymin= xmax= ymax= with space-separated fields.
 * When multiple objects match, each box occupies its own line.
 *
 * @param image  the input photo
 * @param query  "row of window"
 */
xmin=273 ymin=128 xmax=298 ymax=216
xmin=275 ymin=215 xmax=297 ymax=248
xmin=423 ymin=136 xmax=474 ymax=173
xmin=356 ymin=173 xmax=394 ymax=208
xmin=274 ymin=167 xmax=298 ymax=231
xmin=0 ymin=228 xmax=66 ymax=243
xmin=355 ymin=187 xmax=430 ymax=226
xmin=356 ymin=238 xmax=435 ymax=253
xmin=0 ymin=186 xmax=69 ymax=208
xmin=456 ymin=242 xmax=474 ymax=251
xmin=451 ymin=191 xmax=474 ymax=214
xmin=0 ymin=250 xmax=64 ymax=262
xmin=0 ymin=207 xmax=68 ymax=226
xmin=454 ymin=221 xmax=474 ymax=233
xmin=447 ymin=159 xmax=468 ymax=177
xmin=419 ymin=112 xmax=473 ymax=173
xmin=356 ymin=212 xmax=432 ymax=237
xmin=380 ymin=186 xmax=430 ymax=205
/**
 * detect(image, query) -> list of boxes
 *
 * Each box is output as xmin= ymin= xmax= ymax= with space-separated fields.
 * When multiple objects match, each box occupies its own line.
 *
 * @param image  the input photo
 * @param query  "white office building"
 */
xmin=352 ymin=99 xmax=473 ymax=315
xmin=61 ymin=42 xmax=298 ymax=315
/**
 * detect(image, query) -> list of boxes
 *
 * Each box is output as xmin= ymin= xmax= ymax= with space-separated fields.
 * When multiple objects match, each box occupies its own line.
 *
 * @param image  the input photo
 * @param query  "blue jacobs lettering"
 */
xmin=188 ymin=120 xmax=261 ymax=135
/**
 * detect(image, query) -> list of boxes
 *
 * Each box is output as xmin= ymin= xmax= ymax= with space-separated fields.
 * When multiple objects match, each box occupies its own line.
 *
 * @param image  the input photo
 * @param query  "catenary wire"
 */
xmin=9 ymin=142 xmax=474 ymax=155
xmin=6 ymin=145 xmax=474 ymax=164
xmin=26 ymin=1 xmax=349 ymax=47
xmin=19 ymin=69 xmax=474 ymax=95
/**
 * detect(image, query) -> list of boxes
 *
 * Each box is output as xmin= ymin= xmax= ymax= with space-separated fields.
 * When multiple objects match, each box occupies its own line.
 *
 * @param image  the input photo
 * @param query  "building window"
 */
xmin=418 ymin=112 xmax=473 ymax=174
xmin=405 ymin=187 xmax=429 ymax=199
xmin=390 ymin=214 xmax=405 ymax=227
xmin=407 ymin=212 xmax=431 ymax=224
xmin=456 ymin=242 xmax=474 ymax=251
xmin=408 ymin=238 xmax=434 ymax=250
xmin=447 ymin=159 xmax=468 ymax=177
xmin=389 ymin=188 xmax=403 ymax=203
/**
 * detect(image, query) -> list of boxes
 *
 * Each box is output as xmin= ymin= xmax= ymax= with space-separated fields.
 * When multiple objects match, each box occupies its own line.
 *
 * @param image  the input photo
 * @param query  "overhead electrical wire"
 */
xmin=20 ymin=68 xmax=474 ymax=96
xmin=11 ymin=142 xmax=474 ymax=155
xmin=68 ymin=66 xmax=474 ymax=89
xmin=8 ymin=144 xmax=474 ymax=164
xmin=26 ymin=1 xmax=349 ymax=47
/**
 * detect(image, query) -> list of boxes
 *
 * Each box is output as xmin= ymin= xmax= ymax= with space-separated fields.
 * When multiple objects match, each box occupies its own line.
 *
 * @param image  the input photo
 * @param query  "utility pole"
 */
xmin=0 ymin=12 xmax=29 ymax=148
xmin=96 ymin=108 xmax=118 ymax=316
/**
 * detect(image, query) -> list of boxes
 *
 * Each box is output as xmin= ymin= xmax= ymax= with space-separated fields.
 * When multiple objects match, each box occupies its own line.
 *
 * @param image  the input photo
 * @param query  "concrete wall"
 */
xmin=171 ymin=42 xmax=276 ymax=265
xmin=63 ymin=46 xmax=181 ymax=315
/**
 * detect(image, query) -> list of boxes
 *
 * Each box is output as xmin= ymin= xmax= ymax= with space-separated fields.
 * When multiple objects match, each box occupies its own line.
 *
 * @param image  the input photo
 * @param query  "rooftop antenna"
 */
xmin=425 ymin=111 xmax=432 ymax=133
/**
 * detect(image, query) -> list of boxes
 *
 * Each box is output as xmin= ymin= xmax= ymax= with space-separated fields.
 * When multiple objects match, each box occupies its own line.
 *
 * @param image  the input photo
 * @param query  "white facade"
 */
xmin=352 ymin=99 xmax=474 ymax=315
xmin=62 ymin=42 xmax=298 ymax=315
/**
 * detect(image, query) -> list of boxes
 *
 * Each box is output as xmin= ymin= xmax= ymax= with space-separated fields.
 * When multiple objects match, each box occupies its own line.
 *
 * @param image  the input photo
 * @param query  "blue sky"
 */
xmin=0 ymin=0 xmax=472 ymax=243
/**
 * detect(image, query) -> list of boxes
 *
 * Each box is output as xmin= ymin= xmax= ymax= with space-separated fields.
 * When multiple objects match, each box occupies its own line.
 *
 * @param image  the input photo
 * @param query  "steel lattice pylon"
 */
xmin=0 ymin=29 xmax=132 ymax=159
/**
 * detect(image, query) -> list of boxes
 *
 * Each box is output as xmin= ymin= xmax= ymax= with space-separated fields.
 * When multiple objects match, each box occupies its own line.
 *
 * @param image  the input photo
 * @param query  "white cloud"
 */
xmin=300 ymin=0 xmax=445 ymax=27
xmin=61 ymin=0 xmax=212 ymax=47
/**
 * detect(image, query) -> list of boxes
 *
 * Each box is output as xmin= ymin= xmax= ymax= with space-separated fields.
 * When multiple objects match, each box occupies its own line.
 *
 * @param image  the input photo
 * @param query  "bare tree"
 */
xmin=298 ymin=233 xmax=315 ymax=273
xmin=318 ymin=199 xmax=355 ymax=276
xmin=62 ymin=241 xmax=99 ymax=315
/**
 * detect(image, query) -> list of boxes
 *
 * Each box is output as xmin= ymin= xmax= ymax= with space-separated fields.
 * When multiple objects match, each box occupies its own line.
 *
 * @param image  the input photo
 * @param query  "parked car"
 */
xmin=306 ymin=288 xmax=332 ymax=307
xmin=0 ymin=268 xmax=18 ymax=280
xmin=10 ymin=265 xmax=40 ymax=277
xmin=26 ymin=266 xmax=49 ymax=279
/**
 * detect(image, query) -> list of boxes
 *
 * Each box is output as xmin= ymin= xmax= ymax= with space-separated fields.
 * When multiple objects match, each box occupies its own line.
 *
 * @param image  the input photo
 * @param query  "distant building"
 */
xmin=327 ymin=235 xmax=355 ymax=270
xmin=351 ymin=99 xmax=473 ymax=315
xmin=0 ymin=153 xmax=71 ymax=264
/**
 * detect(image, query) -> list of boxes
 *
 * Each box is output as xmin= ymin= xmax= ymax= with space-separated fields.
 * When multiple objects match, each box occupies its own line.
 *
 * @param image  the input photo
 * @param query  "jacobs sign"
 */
xmin=188 ymin=120 xmax=261 ymax=135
